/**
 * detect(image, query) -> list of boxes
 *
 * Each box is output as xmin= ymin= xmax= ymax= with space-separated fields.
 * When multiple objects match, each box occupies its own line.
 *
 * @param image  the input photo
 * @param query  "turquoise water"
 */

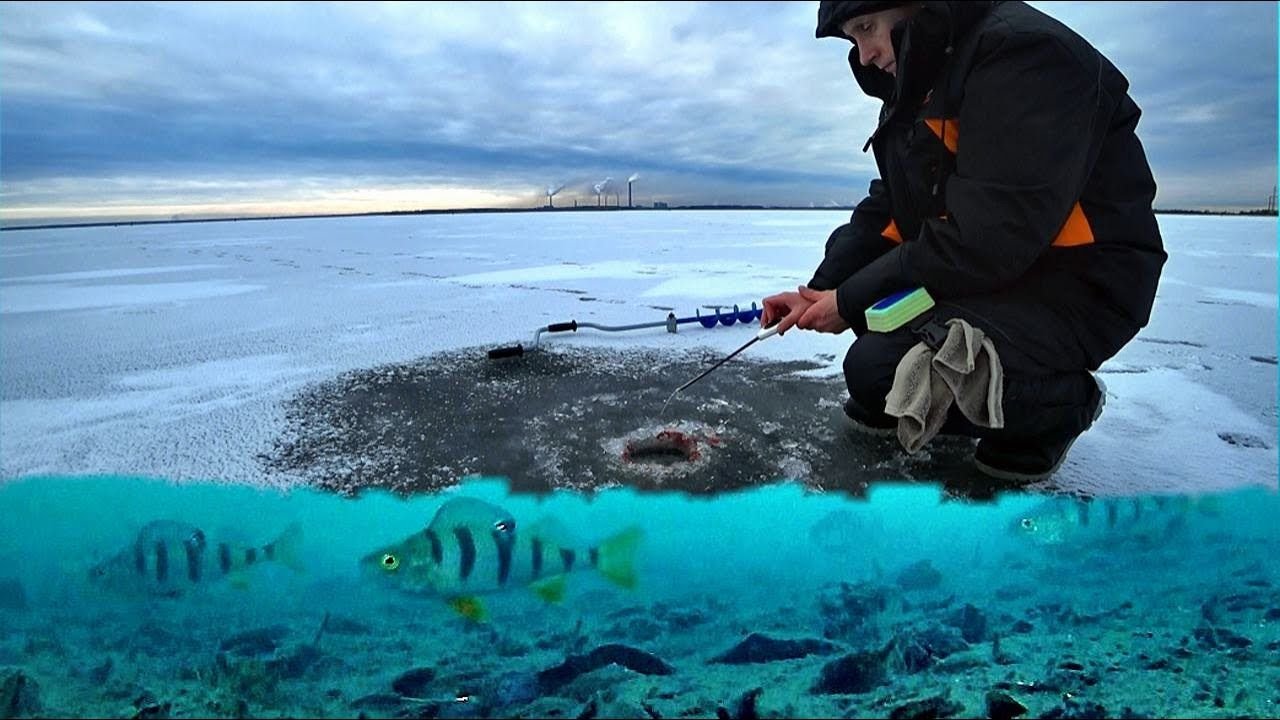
xmin=2 ymin=474 xmax=1278 ymax=718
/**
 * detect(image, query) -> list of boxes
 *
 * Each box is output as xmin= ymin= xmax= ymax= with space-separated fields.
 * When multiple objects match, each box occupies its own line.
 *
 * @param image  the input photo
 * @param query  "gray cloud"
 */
xmin=0 ymin=1 xmax=1274 ymax=223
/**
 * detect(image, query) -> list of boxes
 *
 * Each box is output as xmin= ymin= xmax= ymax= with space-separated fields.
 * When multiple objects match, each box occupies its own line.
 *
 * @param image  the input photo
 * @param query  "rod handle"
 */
xmin=546 ymin=321 xmax=578 ymax=333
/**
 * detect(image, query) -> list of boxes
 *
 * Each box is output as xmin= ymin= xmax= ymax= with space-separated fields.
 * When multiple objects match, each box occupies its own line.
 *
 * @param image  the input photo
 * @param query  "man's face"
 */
xmin=840 ymin=6 xmax=916 ymax=77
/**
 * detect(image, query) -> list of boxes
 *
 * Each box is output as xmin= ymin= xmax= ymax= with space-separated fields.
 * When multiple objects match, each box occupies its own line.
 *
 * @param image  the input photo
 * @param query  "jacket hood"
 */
xmin=816 ymin=1 xmax=906 ymax=40
xmin=817 ymin=1 xmax=995 ymax=104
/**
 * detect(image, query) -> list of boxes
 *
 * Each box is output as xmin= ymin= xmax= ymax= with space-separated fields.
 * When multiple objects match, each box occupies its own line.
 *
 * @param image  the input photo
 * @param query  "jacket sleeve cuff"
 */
xmin=835 ymin=243 xmax=915 ymax=327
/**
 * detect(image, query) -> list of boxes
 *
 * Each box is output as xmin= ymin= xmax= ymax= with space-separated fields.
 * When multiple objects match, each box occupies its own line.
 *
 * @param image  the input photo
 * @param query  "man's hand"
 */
xmin=796 ymin=286 xmax=850 ymax=334
xmin=760 ymin=290 xmax=813 ymax=336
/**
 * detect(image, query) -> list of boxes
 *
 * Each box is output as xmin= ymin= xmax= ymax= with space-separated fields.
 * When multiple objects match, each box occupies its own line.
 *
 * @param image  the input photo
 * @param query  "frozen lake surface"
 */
xmin=2 ymin=210 xmax=1275 ymax=496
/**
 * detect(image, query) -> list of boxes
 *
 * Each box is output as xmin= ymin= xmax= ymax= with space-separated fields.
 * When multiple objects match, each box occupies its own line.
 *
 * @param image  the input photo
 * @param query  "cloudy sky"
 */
xmin=1 ymin=1 xmax=1275 ymax=225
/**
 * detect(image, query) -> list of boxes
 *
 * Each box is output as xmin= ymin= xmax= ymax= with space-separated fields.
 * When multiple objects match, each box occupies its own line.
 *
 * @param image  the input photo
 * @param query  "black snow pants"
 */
xmin=843 ymin=299 xmax=1102 ymax=443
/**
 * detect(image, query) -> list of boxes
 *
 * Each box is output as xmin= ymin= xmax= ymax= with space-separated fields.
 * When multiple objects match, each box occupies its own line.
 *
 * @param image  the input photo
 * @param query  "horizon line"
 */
xmin=2 ymin=203 xmax=1275 ymax=233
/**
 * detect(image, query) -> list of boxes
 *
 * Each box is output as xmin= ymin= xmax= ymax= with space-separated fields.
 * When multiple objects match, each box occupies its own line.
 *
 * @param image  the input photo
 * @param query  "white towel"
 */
xmin=883 ymin=318 xmax=1005 ymax=453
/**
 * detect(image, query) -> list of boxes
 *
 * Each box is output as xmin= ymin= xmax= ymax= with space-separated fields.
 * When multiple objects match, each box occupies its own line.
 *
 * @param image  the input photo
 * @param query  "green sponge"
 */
xmin=865 ymin=287 xmax=935 ymax=332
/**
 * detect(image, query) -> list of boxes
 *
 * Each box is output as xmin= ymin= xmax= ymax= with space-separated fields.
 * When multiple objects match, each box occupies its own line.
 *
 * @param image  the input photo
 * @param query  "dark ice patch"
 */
xmin=1218 ymin=432 xmax=1270 ymax=449
xmin=1138 ymin=338 xmax=1206 ymax=348
xmin=259 ymin=346 xmax=1006 ymax=497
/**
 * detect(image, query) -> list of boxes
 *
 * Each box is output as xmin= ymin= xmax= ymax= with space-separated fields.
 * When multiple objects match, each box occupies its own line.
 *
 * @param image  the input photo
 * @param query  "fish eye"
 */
xmin=1020 ymin=518 xmax=1035 ymax=530
xmin=494 ymin=520 xmax=514 ymax=533
xmin=381 ymin=554 xmax=400 ymax=570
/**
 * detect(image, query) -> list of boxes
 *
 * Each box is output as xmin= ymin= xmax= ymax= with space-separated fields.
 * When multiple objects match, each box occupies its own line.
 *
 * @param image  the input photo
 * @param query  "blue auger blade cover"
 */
xmin=692 ymin=302 xmax=762 ymax=328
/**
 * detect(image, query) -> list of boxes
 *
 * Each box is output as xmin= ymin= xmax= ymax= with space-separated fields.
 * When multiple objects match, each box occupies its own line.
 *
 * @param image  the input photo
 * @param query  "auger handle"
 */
xmin=487 ymin=344 xmax=525 ymax=359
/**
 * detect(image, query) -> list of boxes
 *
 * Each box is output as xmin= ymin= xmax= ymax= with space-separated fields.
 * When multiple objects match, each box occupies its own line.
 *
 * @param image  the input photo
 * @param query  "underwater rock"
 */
xmin=715 ymin=687 xmax=762 ymax=720
xmin=932 ymin=651 xmax=989 ymax=675
xmin=1032 ymin=600 xmax=1132 ymax=628
xmin=651 ymin=602 xmax=710 ymax=631
xmin=127 ymin=621 xmax=183 ymax=656
xmin=1206 ymin=588 xmax=1275 ymax=617
xmin=985 ymin=690 xmax=1027 ymax=720
xmin=88 ymin=656 xmax=114 ymax=685
xmin=0 ymin=579 xmax=26 ymax=612
xmin=504 ymin=696 xmax=577 ymax=719
xmin=494 ymin=636 xmax=531 ymax=657
xmin=577 ymin=692 xmax=655 ymax=720
xmin=320 ymin=613 xmax=374 ymax=635
xmin=710 ymin=633 xmax=841 ymax=664
xmin=603 ymin=617 xmax=664 ymax=644
xmin=1036 ymin=696 xmax=1117 ymax=719
xmin=488 ymin=670 xmax=541 ymax=707
xmin=944 ymin=603 xmax=988 ymax=644
xmin=817 ymin=581 xmax=892 ymax=642
xmin=1193 ymin=625 xmax=1252 ymax=651
xmin=128 ymin=689 xmax=171 ymax=720
xmin=887 ymin=694 xmax=964 ymax=719
xmin=1039 ymin=663 xmax=1100 ymax=696
xmin=392 ymin=667 xmax=437 ymax=698
xmin=990 ymin=634 xmax=1017 ymax=666
xmin=0 ymin=669 xmax=40 ymax=719
xmin=811 ymin=643 xmax=892 ymax=695
xmin=575 ymin=695 xmax=598 ymax=719
xmin=904 ymin=593 xmax=956 ymax=613
xmin=895 ymin=560 xmax=942 ymax=591
xmin=1009 ymin=619 xmax=1035 ymax=634
xmin=537 ymin=644 xmax=675 ymax=694
xmin=266 ymin=642 xmax=324 ymax=680
xmin=894 ymin=624 xmax=969 ymax=673
xmin=219 ymin=625 xmax=291 ymax=657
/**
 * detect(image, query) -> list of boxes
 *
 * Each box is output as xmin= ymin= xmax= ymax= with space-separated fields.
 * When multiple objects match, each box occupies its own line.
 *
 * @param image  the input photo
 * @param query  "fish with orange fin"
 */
xmin=359 ymin=497 xmax=642 ymax=622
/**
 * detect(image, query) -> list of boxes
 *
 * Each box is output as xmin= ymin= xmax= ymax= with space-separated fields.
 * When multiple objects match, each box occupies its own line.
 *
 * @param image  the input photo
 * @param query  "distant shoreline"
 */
xmin=1 ymin=204 xmax=1275 ymax=233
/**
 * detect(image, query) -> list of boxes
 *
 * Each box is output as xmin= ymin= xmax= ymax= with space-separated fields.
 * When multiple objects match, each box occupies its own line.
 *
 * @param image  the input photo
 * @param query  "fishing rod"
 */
xmin=486 ymin=302 xmax=764 ymax=359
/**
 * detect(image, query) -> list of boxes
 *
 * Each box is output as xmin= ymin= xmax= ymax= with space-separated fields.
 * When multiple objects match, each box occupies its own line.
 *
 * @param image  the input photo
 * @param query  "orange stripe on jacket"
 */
xmin=922 ymin=117 xmax=1094 ymax=247
xmin=882 ymin=219 xmax=904 ymax=243
xmin=1052 ymin=203 xmax=1094 ymax=247
xmin=925 ymin=118 xmax=959 ymax=154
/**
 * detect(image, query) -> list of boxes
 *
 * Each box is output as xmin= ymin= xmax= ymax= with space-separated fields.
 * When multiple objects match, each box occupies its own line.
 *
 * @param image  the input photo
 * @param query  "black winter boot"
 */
xmin=973 ymin=376 xmax=1107 ymax=482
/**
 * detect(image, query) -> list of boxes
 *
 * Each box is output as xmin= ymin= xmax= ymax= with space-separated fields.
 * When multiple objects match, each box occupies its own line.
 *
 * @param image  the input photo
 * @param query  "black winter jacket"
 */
xmin=809 ymin=1 xmax=1166 ymax=371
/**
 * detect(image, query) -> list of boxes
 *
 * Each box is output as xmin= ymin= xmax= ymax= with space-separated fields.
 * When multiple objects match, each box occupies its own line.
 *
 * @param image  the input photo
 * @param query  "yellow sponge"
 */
xmin=865 ymin=287 xmax=935 ymax=332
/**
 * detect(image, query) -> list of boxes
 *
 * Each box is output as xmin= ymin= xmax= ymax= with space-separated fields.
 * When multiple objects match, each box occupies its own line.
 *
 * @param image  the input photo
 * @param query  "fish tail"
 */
xmin=591 ymin=526 xmax=643 ymax=590
xmin=265 ymin=522 xmax=305 ymax=572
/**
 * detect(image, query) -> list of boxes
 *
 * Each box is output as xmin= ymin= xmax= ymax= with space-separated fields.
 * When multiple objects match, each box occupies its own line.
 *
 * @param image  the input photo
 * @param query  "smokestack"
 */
xmin=627 ymin=173 xmax=640 ymax=208
xmin=594 ymin=178 xmax=612 ymax=209
xmin=546 ymin=183 xmax=566 ymax=209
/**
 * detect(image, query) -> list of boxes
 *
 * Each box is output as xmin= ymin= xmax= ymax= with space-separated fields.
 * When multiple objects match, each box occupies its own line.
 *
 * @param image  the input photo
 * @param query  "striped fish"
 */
xmin=360 ymin=497 xmax=642 ymax=622
xmin=1009 ymin=494 xmax=1220 ymax=547
xmin=88 ymin=519 xmax=303 ymax=597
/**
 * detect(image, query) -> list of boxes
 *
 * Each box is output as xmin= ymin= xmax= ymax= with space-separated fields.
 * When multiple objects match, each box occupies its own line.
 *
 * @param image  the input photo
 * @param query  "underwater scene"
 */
xmin=2 ymin=473 xmax=1278 ymax=719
